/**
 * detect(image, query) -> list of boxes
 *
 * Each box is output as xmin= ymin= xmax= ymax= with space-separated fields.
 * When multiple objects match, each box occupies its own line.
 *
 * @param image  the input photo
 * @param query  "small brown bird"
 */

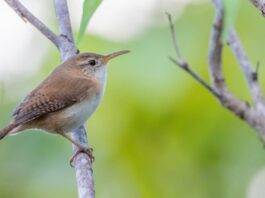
xmin=0 ymin=50 xmax=129 ymax=164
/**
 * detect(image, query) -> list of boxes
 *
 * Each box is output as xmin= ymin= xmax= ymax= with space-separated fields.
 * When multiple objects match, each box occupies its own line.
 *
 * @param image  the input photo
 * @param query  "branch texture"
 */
xmin=54 ymin=0 xmax=76 ymax=60
xmin=54 ymin=1 xmax=95 ymax=197
xmin=208 ymin=0 xmax=225 ymax=92
xmin=250 ymin=0 xmax=265 ymax=15
xmin=227 ymin=29 xmax=265 ymax=113
xmin=168 ymin=0 xmax=265 ymax=142
xmin=5 ymin=0 xmax=95 ymax=198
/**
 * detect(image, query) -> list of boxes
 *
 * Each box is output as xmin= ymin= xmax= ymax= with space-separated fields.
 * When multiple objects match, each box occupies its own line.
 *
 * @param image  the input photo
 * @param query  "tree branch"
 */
xmin=167 ymin=0 xmax=265 ymax=142
xmin=208 ymin=0 xmax=257 ymax=122
xmin=166 ymin=13 xmax=220 ymax=98
xmin=5 ymin=0 xmax=95 ymax=198
xmin=208 ymin=0 xmax=226 ymax=93
xmin=54 ymin=0 xmax=76 ymax=60
xmin=168 ymin=56 xmax=221 ymax=99
xmin=249 ymin=0 xmax=265 ymax=16
xmin=227 ymin=29 xmax=265 ymax=113
xmin=4 ymin=0 xmax=59 ymax=48
xmin=166 ymin=12 xmax=182 ymax=59
xmin=72 ymin=126 xmax=95 ymax=198
xmin=53 ymin=1 xmax=95 ymax=198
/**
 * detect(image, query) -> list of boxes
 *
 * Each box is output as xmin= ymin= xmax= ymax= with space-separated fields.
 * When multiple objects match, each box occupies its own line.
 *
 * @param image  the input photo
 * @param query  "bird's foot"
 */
xmin=70 ymin=147 xmax=94 ymax=167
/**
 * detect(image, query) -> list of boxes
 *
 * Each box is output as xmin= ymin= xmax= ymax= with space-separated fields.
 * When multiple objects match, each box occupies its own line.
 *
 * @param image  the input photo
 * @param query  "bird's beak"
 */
xmin=102 ymin=50 xmax=130 ymax=64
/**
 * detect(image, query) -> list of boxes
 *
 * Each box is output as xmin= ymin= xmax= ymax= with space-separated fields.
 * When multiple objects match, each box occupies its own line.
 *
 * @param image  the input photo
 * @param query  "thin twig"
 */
xmin=166 ymin=13 xmax=220 ymax=98
xmin=169 ymin=58 xmax=220 ymax=98
xmin=166 ymin=13 xmax=182 ymax=59
xmin=4 ymin=0 xmax=59 ymax=48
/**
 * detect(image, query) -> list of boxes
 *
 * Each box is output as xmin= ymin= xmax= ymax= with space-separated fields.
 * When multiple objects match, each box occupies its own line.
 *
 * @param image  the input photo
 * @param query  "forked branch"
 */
xmin=166 ymin=13 xmax=220 ymax=99
xmin=227 ymin=29 xmax=265 ymax=113
xmin=167 ymin=0 xmax=265 ymax=142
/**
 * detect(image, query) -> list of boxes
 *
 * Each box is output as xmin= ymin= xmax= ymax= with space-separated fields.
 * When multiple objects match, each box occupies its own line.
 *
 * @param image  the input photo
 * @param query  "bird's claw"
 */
xmin=69 ymin=147 xmax=94 ymax=167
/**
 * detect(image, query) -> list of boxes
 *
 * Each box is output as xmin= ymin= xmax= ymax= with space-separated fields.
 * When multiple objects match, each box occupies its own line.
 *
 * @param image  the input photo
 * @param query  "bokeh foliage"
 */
xmin=1 ymin=1 xmax=265 ymax=198
xmin=77 ymin=0 xmax=102 ymax=44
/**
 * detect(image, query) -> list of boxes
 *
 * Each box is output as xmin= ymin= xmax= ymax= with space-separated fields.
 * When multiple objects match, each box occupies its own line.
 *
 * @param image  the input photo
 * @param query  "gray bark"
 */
xmin=168 ymin=0 xmax=265 ymax=143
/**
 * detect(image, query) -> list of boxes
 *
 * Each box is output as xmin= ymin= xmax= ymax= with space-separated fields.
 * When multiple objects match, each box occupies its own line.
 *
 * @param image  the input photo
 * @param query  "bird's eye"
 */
xmin=88 ymin=59 xmax=97 ymax=66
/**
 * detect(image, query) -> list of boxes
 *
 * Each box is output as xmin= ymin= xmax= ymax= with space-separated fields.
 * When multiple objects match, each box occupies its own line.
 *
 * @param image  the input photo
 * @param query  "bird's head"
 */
xmin=74 ymin=50 xmax=130 ymax=74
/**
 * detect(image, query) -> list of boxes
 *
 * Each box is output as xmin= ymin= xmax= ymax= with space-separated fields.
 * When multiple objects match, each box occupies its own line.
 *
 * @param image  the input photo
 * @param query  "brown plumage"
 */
xmin=4 ymin=53 xmax=99 ymax=135
xmin=0 ymin=50 xmax=129 ymax=165
xmin=0 ymin=123 xmax=17 ymax=140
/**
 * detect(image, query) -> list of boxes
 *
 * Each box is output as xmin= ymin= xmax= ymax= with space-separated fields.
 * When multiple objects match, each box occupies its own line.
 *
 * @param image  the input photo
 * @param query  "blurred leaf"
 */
xmin=223 ymin=0 xmax=242 ymax=40
xmin=77 ymin=0 xmax=102 ymax=44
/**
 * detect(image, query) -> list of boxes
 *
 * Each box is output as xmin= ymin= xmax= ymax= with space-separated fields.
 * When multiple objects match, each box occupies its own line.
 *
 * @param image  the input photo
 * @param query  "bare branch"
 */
xmin=167 ymin=0 xmax=265 ymax=142
xmin=4 ymin=0 xmax=59 ymax=48
xmin=208 ymin=0 xmax=265 ymax=139
xmin=169 ymin=54 xmax=265 ymax=140
xmin=227 ymin=29 xmax=265 ymax=113
xmin=72 ymin=126 xmax=95 ymax=198
xmin=249 ymin=0 xmax=265 ymax=16
xmin=208 ymin=0 xmax=226 ymax=92
xmin=53 ymin=1 xmax=95 ymax=198
xmin=54 ymin=0 xmax=76 ymax=61
xmin=166 ymin=13 xmax=182 ymax=59
xmin=207 ymin=0 xmax=259 ymax=121
xmin=169 ymin=57 xmax=220 ymax=98
xmin=166 ymin=14 xmax=220 ymax=98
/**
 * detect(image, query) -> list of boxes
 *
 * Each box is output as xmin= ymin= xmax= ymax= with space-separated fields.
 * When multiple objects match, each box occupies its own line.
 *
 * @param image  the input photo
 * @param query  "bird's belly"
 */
xmin=60 ymin=95 xmax=102 ymax=132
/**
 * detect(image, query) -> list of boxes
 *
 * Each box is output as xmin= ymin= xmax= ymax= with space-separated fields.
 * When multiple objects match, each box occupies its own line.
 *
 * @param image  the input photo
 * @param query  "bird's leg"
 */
xmin=59 ymin=133 xmax=94 ymax=167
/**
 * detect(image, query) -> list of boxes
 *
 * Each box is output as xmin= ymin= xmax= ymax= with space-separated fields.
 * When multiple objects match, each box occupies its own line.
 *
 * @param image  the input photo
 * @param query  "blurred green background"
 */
xmin=1 ymin=1 xmax=265 ymax=198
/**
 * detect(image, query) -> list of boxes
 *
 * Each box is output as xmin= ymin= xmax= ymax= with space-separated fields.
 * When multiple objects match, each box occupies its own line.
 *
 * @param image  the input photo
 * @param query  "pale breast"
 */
xmin=58 ymin=66 xmax=107 ymax=132
xmin=62 ymin=94 xmax=102 ymax=132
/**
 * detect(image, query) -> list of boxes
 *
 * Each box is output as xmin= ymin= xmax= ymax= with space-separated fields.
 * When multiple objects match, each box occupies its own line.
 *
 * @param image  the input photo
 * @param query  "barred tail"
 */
xmin=0 ymin=124 xmax=17 ymax=140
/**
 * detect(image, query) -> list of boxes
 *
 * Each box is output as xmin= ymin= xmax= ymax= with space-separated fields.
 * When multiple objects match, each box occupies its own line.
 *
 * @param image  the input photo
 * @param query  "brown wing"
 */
xmin=12 ymin=69 xmax=94 ymax=126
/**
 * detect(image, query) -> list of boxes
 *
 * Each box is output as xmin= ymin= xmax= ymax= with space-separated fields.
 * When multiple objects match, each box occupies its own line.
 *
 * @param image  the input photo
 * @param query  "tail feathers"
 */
xmin=0 ymin=123 xmax=17 ymax=140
